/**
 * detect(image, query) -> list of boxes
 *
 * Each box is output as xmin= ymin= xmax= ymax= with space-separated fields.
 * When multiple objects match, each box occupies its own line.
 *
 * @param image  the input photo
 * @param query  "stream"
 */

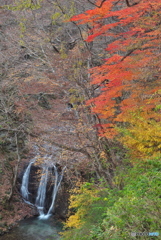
xmin=0 ymin=217 xmax=62 ymax=240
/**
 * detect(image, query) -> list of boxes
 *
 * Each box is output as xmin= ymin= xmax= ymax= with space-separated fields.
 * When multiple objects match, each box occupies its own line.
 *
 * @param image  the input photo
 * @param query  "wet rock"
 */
xmin=19 ymin=163 xmax=69 ymax=219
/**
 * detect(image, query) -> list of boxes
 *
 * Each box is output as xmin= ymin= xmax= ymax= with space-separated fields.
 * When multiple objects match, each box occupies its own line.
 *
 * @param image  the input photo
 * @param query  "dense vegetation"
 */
xmin=62 ymin=158 xmax=161 ymax=239
xmin=61 ymin=0 xmax=161 ymax=239
xmin=0 ymin=0 xmax=161 ymax=239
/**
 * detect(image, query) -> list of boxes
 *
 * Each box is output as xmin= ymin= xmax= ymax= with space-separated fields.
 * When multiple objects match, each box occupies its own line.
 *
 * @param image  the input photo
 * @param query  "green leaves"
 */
xmin=62 ymin=158 xmax=161 ymax=240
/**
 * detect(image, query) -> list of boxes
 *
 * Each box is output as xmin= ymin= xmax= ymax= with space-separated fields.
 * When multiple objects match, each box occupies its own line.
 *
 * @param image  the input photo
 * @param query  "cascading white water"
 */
xmin=38 ymin=165 xmax=66 ymax=220
xmin=47 ymin=165 xmax=66 ymax=216
xmin=35 ymin=166 xmax=49 ymax=216
xmin=21 ymin=159 xmax=35 ymax=202
xmin=21 ymin=157 xmax=66 ymax=220
xmin=46 ymin=165 xmax=58 ymax=216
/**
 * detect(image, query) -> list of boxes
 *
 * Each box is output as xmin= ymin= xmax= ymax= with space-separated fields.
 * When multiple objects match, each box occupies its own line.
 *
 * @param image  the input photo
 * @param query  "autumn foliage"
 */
xmin=71 ymin=0 xmax=161 ymax=151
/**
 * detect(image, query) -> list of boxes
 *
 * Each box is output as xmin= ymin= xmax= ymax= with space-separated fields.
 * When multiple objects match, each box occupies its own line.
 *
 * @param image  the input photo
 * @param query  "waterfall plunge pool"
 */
xmin=2 ymin=157 xmax=66 ymax=240
xmin=0 ymin=217 xmax=63 ymax=240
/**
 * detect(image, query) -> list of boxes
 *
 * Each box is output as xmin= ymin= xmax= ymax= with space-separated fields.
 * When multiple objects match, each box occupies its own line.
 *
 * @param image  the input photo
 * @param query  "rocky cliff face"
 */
xmin=18 ymin=163 xmax=69 ymax=219
xmin=0 ymin=0 xmax=104 ymax=233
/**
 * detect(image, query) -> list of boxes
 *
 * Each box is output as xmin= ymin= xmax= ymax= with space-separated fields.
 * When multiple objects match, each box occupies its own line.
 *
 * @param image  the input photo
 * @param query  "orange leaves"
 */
xmin=71 ymin=0 xmax=114 ymax=23
xmin=71 ymin=0 xmax=161 ymax=139
xmin=105 ymin=54 xmax=122 ymax=64
xmin=97 ymin=127 xmax=118 ymax=139
xmin=146 ymin=30 xmax=160 ymax=37
xmin=106 ymin=40 xmax=121 ymax=53
xmin=70 ymin=13 xmax=89 ymax=24
xmin=86 ymin=22 xmax=119 ymax=42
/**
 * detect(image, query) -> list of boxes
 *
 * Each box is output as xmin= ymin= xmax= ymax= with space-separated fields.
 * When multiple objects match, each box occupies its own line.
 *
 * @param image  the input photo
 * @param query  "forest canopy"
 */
xmin=62 ymin=1 xmax=161 ymax=239
xmin=0 ymin=0 xmax=161 ymax=238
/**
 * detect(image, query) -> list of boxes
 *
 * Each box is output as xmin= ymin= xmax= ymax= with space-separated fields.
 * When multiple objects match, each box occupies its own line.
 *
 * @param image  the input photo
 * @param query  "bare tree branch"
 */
xmin=8 ymin=133 xmax=21 ymax=201
xmin=87 ymin=0 xmax=106 ymax=8
xmin=47 ymin=140 xmax=92 ymax=159
xmin=125 ymin=0 xmax=138 ymax=7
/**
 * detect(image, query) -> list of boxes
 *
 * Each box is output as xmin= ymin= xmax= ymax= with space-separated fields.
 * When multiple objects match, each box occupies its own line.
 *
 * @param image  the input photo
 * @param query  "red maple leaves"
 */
xmin=71 ymin=0 xmax=161 ymax=138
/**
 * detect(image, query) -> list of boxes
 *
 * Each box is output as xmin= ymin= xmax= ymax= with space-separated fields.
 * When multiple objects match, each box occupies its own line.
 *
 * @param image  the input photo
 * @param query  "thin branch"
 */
xmin=125 ymin=0 xmax=138 ymax=7
xmin=121 ymin=48 xmax=137 ymax=62
xmin=71 ymin=21 xmax=92 ymax=53
xmin=8 ymin=133 xmax=21 ymax=201
xmin=0 ymin=128 xmax=24 ymax=132
xmin=55 ymin=0 xmax=66 ymax=14
xmin=48 ymin=140 xmax=92 ymax=159
xmin=87 ymin=0 xmax=106 ymax=8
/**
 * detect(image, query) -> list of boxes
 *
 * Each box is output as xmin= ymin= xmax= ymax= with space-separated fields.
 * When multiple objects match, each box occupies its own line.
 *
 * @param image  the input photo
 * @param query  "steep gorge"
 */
xmin=0 ymin=0 xmax=108 ymax=234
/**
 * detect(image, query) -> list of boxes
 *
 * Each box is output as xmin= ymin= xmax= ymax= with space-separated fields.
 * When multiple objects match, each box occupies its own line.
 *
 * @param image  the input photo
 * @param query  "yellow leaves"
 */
xmin=19 ymin=39 xmax=25 ymax=46
xmin=100 ymin=151 xmax=106 ymax=159
xmin=19 ymin=21 xmax=26 ymax=34
xmin=64 ymin=183 xmax=99 ymax=229
xmin=7 ymin=0 xmax=43 ymax=11
xmin=51 ymin=12 xmax=61 ymax=23
xmin=34 ymin=155 xmax=46 ymax=165
xmin=119 ymin=109 xmax=161 ymax=159
xmin=69 ymin=185 xmax=98 ymax=209
xmin=66 ymin=214 xmax=82 ymax=228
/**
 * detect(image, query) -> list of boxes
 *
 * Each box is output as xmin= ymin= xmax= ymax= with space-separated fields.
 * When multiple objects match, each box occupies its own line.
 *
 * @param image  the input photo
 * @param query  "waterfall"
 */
xmin=47 ymin=165 xmax=66 ymax=215
xmin=21 ymin=157 xmax=66 ymax=220
xmin=21 ymin=159 xmax=35 ymax=202
xmin=35 ymin=166 xmax=48 ymax=216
